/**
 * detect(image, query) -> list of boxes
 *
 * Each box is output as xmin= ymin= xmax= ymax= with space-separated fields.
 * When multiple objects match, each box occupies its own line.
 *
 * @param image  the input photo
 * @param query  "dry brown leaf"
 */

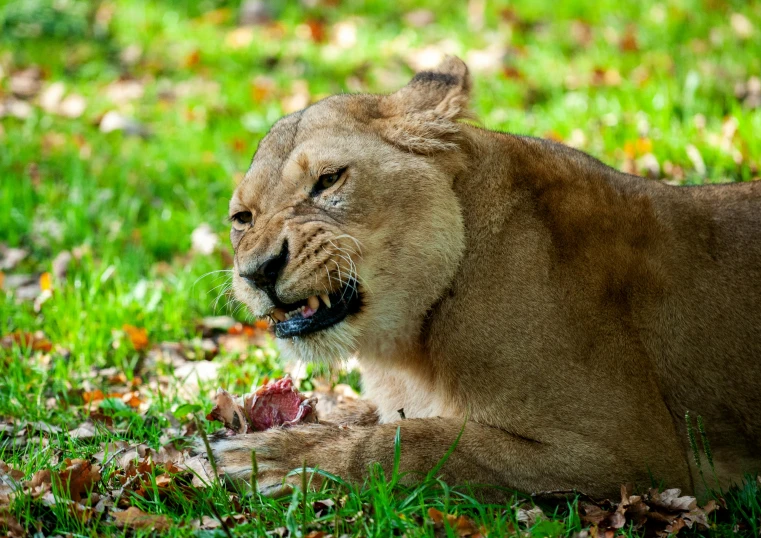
xmin=184 ymin=50 xmax=202 ymax=69
xmin=54 ymin=459 xmax=101 ymax=503
xmin=25 ymin=469 xmax=52 ymax=498
xmin=0 ymin=509 xmax=24 ymax=538
xmin=122 ymin=324 xmax=149 ymax=351
xmin=428 ymin=507 xmax=483 ymax=536
xmin=0 ymin=244 xmax=28 ymax=271
xmin=0 ymin=460 xmax=24 ymax=499
xmin=579 ymin=485 xmax=714 ymax=537
xmin=516 ymin=505 xmax=545 ymax=527
xmin=83 ymin=389 xmax=105 ymax=404
xmin=68 ymin=421 xmax=98 ymax=440
xmin=651 ymin=488 xmax=697 ymax=512
xmin=10 ymin=67 xmax=42 ymax=99
xmin=113 ymin=506 xmax=170 ymax=531
xmin=206 ymin=388 xmax=248 ymax=434
xmin=1 ymin=331 xmax=53 ymax=352
xmin=180 ymin=454 xmax=217 ymax=488
xmin=619 ymin=26 xmax=639 ymax=52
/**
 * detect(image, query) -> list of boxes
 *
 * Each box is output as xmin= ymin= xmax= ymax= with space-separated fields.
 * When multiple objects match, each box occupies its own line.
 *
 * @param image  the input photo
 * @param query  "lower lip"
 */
xmin=273 ymin=285 xmax=361 ymax=338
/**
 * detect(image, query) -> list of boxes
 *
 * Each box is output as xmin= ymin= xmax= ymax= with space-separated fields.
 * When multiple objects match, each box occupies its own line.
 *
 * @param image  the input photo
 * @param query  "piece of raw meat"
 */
xmin=206 ymin=377 xmax=317 ymax=433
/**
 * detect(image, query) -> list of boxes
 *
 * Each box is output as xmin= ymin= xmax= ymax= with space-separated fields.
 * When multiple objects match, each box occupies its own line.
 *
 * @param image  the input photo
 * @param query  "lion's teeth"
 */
xmin=273 ymin=309 xmax=286 ymax=322
xmin=319 ymin=293 xmax=332 ymax=308
xmin=307 ymin=295 xmax=320 ymax=311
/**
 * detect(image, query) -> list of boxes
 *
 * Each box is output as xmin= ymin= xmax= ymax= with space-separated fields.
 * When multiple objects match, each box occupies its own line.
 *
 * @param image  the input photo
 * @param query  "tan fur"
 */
xmin=213 ymin=57 xmax=761 ymax=498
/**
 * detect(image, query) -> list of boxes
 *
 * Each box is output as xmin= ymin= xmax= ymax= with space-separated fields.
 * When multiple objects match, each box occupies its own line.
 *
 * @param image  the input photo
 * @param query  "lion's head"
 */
xmin=229 ymin=57 xmax=473 ymax=363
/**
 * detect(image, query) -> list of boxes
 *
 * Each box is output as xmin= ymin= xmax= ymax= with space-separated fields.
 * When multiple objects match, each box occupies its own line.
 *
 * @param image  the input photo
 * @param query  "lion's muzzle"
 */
xmin=239 ymin=239 xmax=363 ymax=338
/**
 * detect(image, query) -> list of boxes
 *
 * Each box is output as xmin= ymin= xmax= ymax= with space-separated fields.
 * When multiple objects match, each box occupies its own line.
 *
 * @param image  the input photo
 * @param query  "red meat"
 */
xmin=207 ymin=377 xmax=317 ymax=434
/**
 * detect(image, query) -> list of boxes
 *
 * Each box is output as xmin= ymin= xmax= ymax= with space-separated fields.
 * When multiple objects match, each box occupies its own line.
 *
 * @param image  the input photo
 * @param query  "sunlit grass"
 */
xmin=1 ymin=0 xmax=760 ymax=535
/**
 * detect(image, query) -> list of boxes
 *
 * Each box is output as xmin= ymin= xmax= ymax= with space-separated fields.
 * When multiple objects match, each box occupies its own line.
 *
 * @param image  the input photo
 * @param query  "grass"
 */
xmin=1 ymin=0 xmax=760 ymax=535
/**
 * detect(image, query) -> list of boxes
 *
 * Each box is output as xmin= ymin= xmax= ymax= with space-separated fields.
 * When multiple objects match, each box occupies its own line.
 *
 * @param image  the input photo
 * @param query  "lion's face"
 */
xmin=229 ymin=59 xmax=471 ymax=362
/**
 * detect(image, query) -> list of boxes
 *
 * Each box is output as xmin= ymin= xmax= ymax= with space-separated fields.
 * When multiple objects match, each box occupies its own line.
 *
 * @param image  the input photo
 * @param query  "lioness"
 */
xmin=210 ymin=57 xmax=761 ymax=498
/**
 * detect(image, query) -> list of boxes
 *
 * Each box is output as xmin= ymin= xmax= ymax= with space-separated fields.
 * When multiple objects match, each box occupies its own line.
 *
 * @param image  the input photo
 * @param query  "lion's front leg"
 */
xmin=209 ymin=424 xmax=350 ymax=496
xmin=206 ymin=418 xmax=585 ymax=498
xmin=209 ymin=417 xmax=679 ymax=499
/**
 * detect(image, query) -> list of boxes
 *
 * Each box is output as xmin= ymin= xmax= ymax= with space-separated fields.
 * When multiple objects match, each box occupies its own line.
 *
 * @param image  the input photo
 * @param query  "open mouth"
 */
xmin=269 ymin=278 xmax=362 ymax=338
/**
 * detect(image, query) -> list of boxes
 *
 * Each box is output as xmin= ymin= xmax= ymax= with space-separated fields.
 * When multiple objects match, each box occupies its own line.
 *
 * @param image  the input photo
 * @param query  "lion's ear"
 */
xmin=376 ymin=57 xmax=473 ymax=154
xmin=382 ymin=56 xmax=472 ymax=120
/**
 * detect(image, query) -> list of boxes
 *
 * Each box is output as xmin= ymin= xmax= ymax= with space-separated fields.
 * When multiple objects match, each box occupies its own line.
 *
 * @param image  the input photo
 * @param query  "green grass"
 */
xmin=1 ymin=0 xmax=760 ymax=535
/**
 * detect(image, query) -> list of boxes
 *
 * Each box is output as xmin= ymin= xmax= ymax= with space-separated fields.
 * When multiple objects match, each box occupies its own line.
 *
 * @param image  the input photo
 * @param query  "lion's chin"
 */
xmin=277 ymin=316 xmax=362 ymax=366
xmin=272 ymin=278 xmax=363 ymax=339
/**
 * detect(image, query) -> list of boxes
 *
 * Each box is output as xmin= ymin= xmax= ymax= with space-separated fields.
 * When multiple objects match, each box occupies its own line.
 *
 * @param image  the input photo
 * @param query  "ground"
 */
xmin=1 ymin=0 xmax=760 ymax=536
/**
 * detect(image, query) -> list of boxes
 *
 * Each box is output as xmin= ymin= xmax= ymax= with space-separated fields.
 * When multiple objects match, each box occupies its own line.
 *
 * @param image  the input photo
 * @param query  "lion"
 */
xmin=209 ymin=56 xmax=761 ymax=499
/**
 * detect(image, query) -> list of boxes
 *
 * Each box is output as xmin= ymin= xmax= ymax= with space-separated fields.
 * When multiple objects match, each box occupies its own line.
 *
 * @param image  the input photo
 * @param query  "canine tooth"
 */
xmin=308 ymin=295 xmax=320 ymax=311
xmin=319 ymin=293 xmax=332 ymax=308
xmin=273 ymin=309 xmax=286 ymax=322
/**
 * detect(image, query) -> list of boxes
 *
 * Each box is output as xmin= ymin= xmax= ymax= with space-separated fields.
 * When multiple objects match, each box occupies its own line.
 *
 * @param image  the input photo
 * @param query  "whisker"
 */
xmin=332 ymin=234 xmax=364 ymax=257
xmin=211 ymin=283 xmax=233 ymax=312
xmin=193 ymin=269 xmax=234 ymax=288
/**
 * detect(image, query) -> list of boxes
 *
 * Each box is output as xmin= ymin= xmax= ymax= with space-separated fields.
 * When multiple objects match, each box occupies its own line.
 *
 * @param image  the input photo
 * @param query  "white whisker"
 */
xmin=193 ymin=269 xmax=234 ymax=288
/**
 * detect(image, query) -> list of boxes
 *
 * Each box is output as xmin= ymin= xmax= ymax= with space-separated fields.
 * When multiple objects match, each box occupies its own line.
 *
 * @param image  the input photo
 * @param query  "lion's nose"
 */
xmin=240 ymin=241 xmax=289 ymax=292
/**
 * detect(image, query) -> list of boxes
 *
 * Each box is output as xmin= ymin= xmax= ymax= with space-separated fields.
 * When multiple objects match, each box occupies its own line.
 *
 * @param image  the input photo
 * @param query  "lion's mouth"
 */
xmin=269 ymin=278 xmax=362 ymax=338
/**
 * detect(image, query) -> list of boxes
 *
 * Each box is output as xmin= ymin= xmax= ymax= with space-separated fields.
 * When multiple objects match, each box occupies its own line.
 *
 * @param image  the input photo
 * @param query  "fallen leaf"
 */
xmin=1 ymin=331 xmax=53 ymax=352
xmin=10 ymin=67 xmax=42 ymax=99
xmin=181 ymin=454 xmax=217 ymax=488
xmin=516 ymin=505 xmax=545 ymax=527
xmin=312 ymin=498 xmax=335 ymax=517
xmin=122 ymin=325 xmax=149 ymax=351
xmin=105 ymin=79 xmax=144 ymax=105
xmin=25 ymin=469 xmax=52 ymax=498
xmin=250 ymin=75 xmax=276 ymax=103
xmin=184 ymin=50 xmax=201 ymax=69
xmin=579 ymin=485 xmax=714 ymax=536
xmin=619 ymin=26 xmax=639 ymax=51
xmin=0 ymin=460 xmax=24 ymax=498
xmin=226 ymin=26 xmax=255 ymax=49
xmin=305 ymin=18 xmax=327 ymax=43
xmin=83 ymin=389 xmax=106 ymax=404
xmin=54 ymin=459 xmax=101 ymax=503
xmin=113 ymin=506 xmax=170 ymax=531
xmin=52 ymin=251 xmax=72 ymax=279
xmin=68 ymin=421 xmax=98 ymax=440
xmin=651 ymin=488 xmax=697 ymax=512
xmin=428 ymin=507 xmax=483 ymax=536
xmin=39 ymin=272 xmax=52 ymax=292
xmin=58 ymin=94 xmax=86 ymax=118
xmin=99 ymin=110 xmax=148 ymax=136
xmin=0 ymin=510 xmax=24 ymax=538
xmin=0 ymin=99 xmax=33 ymax=120
xmin=0 ymin=244 xmax=28 ymax=270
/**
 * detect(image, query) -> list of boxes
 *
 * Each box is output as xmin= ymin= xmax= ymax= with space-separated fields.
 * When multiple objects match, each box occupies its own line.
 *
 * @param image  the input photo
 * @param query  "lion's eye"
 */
xmin=312 ymin=168 xmax=347 ymax=196
xmin=230 ymin=211 xmax=253 ymax=231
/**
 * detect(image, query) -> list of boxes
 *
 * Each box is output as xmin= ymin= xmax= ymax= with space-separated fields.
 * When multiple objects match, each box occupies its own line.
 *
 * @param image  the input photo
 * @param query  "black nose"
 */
xmin=240 ymin=241 xmax=288 ymax=293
